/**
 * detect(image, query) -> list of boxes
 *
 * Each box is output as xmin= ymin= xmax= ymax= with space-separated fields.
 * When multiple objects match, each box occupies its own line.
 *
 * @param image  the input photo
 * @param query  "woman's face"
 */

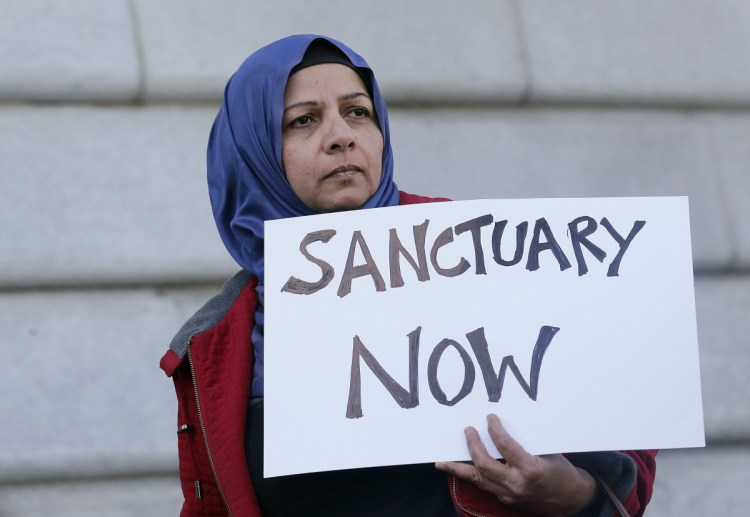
xmin=282 ymin=63 xmax=383 ymax=213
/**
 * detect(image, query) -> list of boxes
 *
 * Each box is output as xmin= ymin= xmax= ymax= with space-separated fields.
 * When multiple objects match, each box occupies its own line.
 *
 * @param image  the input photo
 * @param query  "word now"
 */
xmin=345 ymin=325 xmax=559 ymax=419
xmin=281 ymin=215 xmax=646 ymax=298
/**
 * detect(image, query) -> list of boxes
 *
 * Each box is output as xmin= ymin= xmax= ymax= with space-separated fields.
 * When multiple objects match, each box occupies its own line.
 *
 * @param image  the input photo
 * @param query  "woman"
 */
xmin=160 ymin=34 xmax=656 ymax=516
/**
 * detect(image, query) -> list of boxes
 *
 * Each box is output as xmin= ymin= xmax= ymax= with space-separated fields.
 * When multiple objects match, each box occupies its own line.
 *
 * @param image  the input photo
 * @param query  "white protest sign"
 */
xmin=264 ymin=197 xmax=703 ymax=478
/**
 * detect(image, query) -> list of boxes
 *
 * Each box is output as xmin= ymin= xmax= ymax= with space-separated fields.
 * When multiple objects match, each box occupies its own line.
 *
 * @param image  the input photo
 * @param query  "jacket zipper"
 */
xmin=188 ymin=343 xmax=232 ymax=516
xmin=452 ymin=475 xmax=488 ymax=517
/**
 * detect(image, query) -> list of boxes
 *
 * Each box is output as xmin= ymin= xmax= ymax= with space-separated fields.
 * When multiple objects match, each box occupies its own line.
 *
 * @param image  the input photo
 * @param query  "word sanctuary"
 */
xmin=281 ymin=214 xmax=646 ymax=298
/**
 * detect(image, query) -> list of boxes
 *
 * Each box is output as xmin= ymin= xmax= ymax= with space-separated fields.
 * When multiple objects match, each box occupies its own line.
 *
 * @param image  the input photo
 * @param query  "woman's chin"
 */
xmin=315 ymin=190 xmax=374 ymax=213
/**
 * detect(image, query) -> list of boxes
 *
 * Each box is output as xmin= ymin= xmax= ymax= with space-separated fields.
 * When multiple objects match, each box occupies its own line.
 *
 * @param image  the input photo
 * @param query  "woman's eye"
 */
xmin=290 ymin=115 xmax=313 ymax=128
xmin=348 ymin=107 xmax=369 ymax=118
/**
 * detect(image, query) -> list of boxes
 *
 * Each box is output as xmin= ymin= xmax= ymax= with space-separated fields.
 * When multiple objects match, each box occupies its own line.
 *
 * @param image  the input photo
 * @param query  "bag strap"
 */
xmin=588 ymin=470 xmax=631 ymax=517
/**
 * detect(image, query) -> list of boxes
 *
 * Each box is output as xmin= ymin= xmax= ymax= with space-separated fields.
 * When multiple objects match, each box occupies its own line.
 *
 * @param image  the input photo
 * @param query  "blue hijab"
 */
xmin=207 ymin=35 xmax=399 ymax=396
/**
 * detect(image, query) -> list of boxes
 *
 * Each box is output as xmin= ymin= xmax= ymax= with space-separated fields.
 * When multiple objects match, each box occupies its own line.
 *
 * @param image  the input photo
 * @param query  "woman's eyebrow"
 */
xmin=283 ymin=100 xmax=318 ymax=113
xmin=339 ymin=91 xmax=370 ymax=102
xmin=283 ymin=92 xmax=371 ymax=113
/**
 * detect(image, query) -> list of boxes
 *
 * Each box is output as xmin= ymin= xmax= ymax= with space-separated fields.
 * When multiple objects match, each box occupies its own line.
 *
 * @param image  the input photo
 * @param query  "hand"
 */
xmin=435 ymin=414 xmax=597 ymax=516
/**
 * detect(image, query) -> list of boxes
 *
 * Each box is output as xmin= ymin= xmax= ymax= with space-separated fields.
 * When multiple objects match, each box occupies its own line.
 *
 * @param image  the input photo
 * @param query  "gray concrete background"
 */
xmin=1 ymin=1 xmax=748 ymax=515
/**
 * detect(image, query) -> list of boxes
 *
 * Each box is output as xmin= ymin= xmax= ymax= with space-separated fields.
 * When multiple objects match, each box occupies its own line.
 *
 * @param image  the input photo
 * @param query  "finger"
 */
xmin=463 ymin=426 xmax=491 ymax=463
xmin=464 ymin=426 xmax=509 ymax=477
xmin=486 ymin=414 xmax=532 ymax=468
xmin=434 ymin=460 xmax=481 ymax=486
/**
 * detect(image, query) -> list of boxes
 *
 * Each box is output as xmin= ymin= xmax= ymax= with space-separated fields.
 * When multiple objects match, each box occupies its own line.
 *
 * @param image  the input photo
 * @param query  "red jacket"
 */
xmin=160 ymin=191 xmax=656 ymax=516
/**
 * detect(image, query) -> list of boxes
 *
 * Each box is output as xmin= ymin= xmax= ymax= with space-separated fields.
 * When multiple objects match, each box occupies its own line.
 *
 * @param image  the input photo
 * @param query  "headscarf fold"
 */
xmin=207 ymin=35 xmax=399 ymax=395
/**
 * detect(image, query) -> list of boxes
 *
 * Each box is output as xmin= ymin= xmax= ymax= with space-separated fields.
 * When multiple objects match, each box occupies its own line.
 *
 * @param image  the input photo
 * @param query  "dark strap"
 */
xmin=589 ymin=470 xmax=631 ymax=517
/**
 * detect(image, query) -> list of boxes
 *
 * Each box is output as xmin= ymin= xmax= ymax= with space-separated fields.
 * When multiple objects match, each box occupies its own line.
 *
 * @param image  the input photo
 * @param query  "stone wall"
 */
xmin=1 ymin=1 xmax=748 ymax=515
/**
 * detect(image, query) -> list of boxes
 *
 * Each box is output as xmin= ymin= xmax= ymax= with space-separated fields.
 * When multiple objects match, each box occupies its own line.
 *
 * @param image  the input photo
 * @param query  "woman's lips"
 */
xmin=325 ymin=165 xmax=362 ymax=180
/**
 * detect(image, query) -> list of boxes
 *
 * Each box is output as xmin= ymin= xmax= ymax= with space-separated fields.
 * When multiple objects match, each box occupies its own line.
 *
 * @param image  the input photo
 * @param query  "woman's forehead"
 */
xmin=284 ymin=63 xmax=369 ymax=103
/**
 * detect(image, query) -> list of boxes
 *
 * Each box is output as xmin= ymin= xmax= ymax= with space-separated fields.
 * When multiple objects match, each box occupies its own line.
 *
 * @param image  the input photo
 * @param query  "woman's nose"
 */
xmin=324 ymin=115 xmax=355 ymax=152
